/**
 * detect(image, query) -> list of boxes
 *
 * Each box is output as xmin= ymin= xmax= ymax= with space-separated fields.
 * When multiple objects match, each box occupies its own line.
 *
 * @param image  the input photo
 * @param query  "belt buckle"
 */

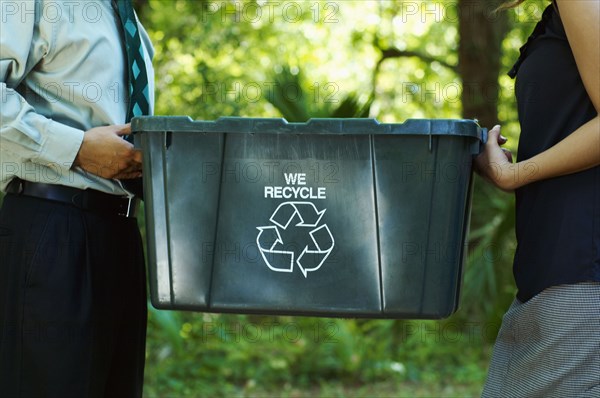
xmin=118 ymin=196 xmax=135 ymax=218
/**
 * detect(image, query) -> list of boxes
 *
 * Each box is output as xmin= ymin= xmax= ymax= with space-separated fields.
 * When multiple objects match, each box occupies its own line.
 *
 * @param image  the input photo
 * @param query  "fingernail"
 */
xmin=500 ymin=135 xmax=507 ymax=140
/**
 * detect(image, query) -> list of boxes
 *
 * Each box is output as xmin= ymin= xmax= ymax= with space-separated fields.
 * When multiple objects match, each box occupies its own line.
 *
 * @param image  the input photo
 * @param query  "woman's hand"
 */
xmin=474 ymin=125 xmax=517 ymax=192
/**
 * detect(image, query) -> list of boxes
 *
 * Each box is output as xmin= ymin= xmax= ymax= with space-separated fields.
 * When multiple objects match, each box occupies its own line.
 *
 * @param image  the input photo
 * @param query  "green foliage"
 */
xmin=462 ymin=178 xmax=517 ymax=324
xmin=144 ymin=311 xmax=491 ymax=397
xmin=265 ymin=66 xmax=372 ymax=122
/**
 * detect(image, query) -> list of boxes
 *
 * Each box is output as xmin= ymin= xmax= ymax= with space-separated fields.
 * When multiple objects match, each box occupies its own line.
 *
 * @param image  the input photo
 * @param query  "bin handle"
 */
xmin=479 ymin=127 xmax=488 ymax=155
xmin=471 ymin=127 xmax=488 ymax=156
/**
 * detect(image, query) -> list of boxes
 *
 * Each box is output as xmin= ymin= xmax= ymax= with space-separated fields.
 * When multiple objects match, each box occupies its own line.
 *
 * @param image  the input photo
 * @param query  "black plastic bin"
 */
xmin=132 ymin=117 xmax=485 ymax=319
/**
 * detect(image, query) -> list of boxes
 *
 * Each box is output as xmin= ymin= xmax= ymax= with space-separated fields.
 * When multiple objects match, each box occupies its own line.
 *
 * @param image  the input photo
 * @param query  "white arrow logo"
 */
xmin=256 ymin=202 xmax=335 ymax=277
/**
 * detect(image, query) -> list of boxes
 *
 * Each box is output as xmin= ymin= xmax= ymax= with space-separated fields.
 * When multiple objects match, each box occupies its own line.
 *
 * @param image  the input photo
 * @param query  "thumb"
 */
xmin=487 ymin=125 xmax=501 ymax=147
xmin=115 ymin=124 xmax=132 ymax=136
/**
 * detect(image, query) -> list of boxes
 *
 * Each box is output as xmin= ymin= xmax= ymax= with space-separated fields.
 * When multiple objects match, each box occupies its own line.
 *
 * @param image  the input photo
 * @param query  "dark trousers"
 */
xmin=0 ymin=194 xmax=147 ymax=398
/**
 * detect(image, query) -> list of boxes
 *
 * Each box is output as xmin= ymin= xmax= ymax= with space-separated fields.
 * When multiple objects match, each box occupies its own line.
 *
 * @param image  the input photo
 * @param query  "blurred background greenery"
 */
xmin=0 ymin=0 xmax=551 ymax=396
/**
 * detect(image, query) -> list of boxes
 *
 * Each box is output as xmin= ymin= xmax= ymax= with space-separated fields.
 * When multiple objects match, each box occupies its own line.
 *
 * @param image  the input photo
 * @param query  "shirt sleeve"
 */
xmin=0 ymin=4 xmax=84 ymax=178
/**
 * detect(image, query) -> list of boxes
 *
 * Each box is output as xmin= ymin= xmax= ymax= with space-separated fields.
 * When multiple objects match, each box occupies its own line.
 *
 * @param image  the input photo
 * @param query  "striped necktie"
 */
xmin=112 ymin=0 xmax=150 ymax=122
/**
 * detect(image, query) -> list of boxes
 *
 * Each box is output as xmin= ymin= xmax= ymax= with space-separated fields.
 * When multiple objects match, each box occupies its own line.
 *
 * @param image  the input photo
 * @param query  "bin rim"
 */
xmin=132 ymin=116 xmax=484 ymax=140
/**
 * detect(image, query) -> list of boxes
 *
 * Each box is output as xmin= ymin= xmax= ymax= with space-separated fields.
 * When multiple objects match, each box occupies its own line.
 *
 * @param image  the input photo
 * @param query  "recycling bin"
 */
xmin=132 ymin=117 xmax=485 ymax=319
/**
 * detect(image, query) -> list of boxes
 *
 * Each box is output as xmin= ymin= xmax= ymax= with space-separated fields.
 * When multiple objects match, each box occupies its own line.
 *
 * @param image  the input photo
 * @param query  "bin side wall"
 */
xmin=165 ymin=133 xmax=224 ymax=308
xmin=142 ymin=132 xmax=174 ymax=308
xmin=375 ymin=135 xmax=475 ymax=318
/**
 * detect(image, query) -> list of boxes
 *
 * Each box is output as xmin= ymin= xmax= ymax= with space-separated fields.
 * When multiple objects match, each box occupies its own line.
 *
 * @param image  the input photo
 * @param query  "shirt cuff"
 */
xmin=36 ymin=120 xmax=84 ymax=181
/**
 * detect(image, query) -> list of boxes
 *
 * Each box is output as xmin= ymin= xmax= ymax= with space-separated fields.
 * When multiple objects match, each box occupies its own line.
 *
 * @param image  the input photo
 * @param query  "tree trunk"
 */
xmin=458 ymin=0 xmax=509 ymax=127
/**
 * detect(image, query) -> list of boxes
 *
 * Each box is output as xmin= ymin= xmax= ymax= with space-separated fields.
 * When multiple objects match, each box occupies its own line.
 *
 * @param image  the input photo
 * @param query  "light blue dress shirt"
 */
xmin=0 ymin=0 xmax=155 ymax=194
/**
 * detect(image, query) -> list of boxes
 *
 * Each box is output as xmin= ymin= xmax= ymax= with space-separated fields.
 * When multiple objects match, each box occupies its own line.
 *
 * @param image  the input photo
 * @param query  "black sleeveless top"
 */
xmin=510 ymin=2 xmax=600 ymax=302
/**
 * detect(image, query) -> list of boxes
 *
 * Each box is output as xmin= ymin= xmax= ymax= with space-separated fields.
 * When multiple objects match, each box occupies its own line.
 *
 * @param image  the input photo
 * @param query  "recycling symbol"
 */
xmin=256 ymin=202 xmax=335 ymax=277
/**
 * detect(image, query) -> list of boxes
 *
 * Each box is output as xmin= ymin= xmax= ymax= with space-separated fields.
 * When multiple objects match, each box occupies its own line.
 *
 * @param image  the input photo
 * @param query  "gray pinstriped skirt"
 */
xmin=482 ymin=282 xmax=600 ymax=398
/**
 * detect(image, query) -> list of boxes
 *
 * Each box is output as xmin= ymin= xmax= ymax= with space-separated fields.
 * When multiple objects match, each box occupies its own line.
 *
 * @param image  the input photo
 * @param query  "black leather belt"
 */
xmin=6 ymin=179 xmax=138 ymax=218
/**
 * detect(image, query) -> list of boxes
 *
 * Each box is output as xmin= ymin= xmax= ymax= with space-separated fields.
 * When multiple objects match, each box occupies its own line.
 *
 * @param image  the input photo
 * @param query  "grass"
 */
xmin=143 ymin=380 xmax=483 ymax=398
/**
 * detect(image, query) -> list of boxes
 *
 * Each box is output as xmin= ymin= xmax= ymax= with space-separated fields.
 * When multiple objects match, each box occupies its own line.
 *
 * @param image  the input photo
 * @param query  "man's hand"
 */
xmin=73 ymin=124 xmax=142 ymax=180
